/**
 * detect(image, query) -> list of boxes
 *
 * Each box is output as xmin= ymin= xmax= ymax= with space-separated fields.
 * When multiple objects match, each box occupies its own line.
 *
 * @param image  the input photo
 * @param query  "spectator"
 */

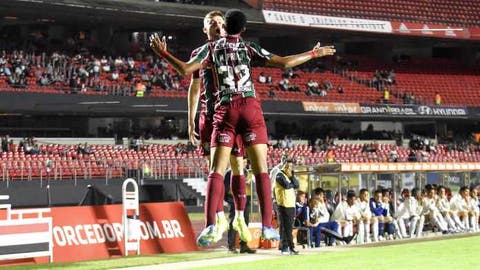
xmin=337 ymin=85 xmax=344 ymax=94
xmin=279 ymin=78 xmax=290 ymax=91
xmin=322 ymin=79 xmax=333 ymax=90
xmin=266 ymin=75 xmax=273 ymax=84
xmin=283 ymin=68 xmax=298 ymax=79
xmin=306 ymin=79 xmax=319 ymax=96
xmin=326 ymin=147 xmax=335 ymax=163
xmin=408 ymin=150 xmax=417 ymax=162
xmin=8 ymin=140 xmax=16 ymax=153
xmin=38 ymin=73 xmax=50 ymax=86
xmin=383 ymin=88 xmax=390 ymax=104
xmin=1 ymin=135 xmax=9 ymax=152
xmin=135 ymin=80 xmax=146 ymax=97
xmin=387 ymin=69 xmax=396 ymax=84
xmin=174 ymin=142 xmax=186 ymax=155
xmin=319 ymin=89 xmax=327 ymax=97
xmin=185 ymin=141 xmax=196 ymax=153
xmin=258 ymin=72 xmax=267 ymax=84
xmin=435 ymin=92 xmax=442 ymax=105
xmin=111 ymin=70 xmax=119 ymax=81
xmin=420 ymin=147 xmax=429 ymax=162
xmin=267 ymin=86 xmax=276 ymax=99
xmin=280 ymin=136 xmax=294 ymax=149
xmin=77 ymin=142 xmax=93 ymax=155
xmin=389 ymin=147 xmax=399 ymax=162
xmin=101 ymin=56 xmax=111 ymax=72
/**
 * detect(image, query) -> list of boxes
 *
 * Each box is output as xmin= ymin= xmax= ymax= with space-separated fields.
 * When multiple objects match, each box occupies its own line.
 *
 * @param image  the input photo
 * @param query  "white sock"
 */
xmin=372 ymin=220 xmax=379 ymax=241
xmin=365 ymin=222 xmax=371 ymax=242
xmin=416 ymin=216 xmax=425 ymax=238
xmin=217 ymin=211 xmax=225 ymax=220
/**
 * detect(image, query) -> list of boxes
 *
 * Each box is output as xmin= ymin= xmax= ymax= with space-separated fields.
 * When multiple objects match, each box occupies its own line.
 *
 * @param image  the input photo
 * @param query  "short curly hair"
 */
xmin=225 ymin=9 xmax=247 ymax=35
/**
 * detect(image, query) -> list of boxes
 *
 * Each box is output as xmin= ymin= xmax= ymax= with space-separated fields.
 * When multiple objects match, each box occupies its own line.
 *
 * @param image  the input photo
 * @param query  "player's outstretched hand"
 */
xmin=149 ymin=33 xmax=167 ymax=56
xmin=312 ymin=43 xmax=336 ymax=58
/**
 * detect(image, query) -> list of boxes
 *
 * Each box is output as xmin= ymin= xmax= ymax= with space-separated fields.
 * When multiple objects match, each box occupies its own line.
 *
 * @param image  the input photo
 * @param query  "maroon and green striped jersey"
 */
xmin=191 ymin=35 xmax=274 ymax=106
xmin=190 ymin=41 xmax=216 ymax=117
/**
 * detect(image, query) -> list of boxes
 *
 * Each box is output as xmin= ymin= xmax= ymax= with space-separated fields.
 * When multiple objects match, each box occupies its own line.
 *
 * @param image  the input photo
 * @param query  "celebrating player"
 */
xmin=150 ymin=9 xmax=336 ymax=246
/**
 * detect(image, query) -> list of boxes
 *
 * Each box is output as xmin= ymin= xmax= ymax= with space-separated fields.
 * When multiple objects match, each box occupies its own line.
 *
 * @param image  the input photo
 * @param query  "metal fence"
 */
xmin=0 ymin=157 xmax=208 ymax=186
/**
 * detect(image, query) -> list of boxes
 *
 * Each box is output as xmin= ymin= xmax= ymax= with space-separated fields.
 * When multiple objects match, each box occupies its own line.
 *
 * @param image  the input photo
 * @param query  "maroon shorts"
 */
xmin=199 ymin=112 xmax=213 ymax=157
xmin=211 ymin=97 xmax=268 ymax=149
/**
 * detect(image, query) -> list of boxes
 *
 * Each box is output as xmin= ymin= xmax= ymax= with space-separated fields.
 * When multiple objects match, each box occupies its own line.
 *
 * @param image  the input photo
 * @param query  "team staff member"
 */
xmin=274 ymin=159 xmax=300 ymax=255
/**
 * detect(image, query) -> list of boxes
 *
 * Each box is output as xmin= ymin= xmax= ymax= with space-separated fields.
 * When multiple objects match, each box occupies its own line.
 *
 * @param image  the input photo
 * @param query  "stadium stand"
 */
xmin=0 ymin=51 xmax=190 ymax=98
xmin=340 ymin=56 xmax=480 ymax=106
xmin=263 ymin=0 xmax=480 ymax=27
xmin=2 ymin=49 xmax=478 ymax=105
xmin=2 ymin=141 xmax=480 ymax=181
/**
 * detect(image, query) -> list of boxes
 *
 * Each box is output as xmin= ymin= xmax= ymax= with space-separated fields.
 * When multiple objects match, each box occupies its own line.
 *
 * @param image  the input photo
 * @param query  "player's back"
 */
xmin=211 ymin=35 xmax=254 ymax=99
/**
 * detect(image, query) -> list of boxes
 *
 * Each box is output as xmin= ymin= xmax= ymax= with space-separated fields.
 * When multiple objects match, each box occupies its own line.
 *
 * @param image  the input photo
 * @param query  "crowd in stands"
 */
xmin=2 ymin=46 xmax=477 ymax=106
xmin=335 ymin=54 xmax=480 ymax=106
xmin=0 ymin=49 xmax=187 ymax=96
xmin=255 ymin=61 xmax=348 ymax=99
xmin=294 ymin=183 xmax=480 ymax=247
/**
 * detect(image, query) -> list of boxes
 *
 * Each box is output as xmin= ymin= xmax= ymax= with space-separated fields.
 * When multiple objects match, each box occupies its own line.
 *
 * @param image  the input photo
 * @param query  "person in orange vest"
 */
xmin=135 ymin=80 xmax=146 ymax=97
xmin=435 ymin=92 xmax=442 ymax=105
xmin=326 ymin=147 xmax=335 ymax=163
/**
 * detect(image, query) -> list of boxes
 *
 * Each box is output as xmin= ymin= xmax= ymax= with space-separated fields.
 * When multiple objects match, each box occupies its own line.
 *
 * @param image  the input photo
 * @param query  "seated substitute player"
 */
xmin=369 ymin=189 xmax=392 ymax=242
xmin=356 ymin=188 xmax=373 ymax=243
xmin=150 ymin=9 xmax=335 ymax=246
xmin=331 ymin=190 xmax=361 ymax=242
xmin=423 ymin=185 xmax=449 ymax=234
xmin=437 ymin=185 xmax=464 ymax=232
xmin=308 ymin=188 xmax=355 ymax=247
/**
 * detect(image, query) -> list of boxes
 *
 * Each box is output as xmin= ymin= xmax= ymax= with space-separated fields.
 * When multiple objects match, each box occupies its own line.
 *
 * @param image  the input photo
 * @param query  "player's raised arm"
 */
xmin=266 ymin=42 xmax=336 ymax=69
xmin=149 ymin=33 xmax=203 ymax=76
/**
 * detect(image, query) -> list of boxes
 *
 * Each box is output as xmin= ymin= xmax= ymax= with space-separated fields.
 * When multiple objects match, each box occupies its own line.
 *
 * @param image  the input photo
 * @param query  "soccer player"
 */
xmin=356 ymin=188 xmax=373 ymax=243
xmin=437 ymin=186 xmax=464 ymax=232
xmin=187 ymin=10 xmax=251 ymax=246
xmin=308 ymin=188 xmax=355 ymax=247
xmin=424 ymin=185 xmax=449 ymax=234
xmin=150 ymin=9 xmax=335 ymax=246
xmin=331 ymin=190 xmax=361 ymax=241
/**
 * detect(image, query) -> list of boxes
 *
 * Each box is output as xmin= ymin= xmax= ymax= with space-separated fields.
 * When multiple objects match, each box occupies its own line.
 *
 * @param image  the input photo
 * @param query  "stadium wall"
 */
xmin=0 ymin=178 xmax=200 ymax=208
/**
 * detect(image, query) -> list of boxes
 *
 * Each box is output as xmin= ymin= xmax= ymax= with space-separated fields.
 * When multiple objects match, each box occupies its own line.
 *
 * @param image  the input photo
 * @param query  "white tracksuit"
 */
xmin=423 ymin=197 xmax=449 ymax=232
xmin=451 ymin=195 xmax=472 ymax=230
xmin=331 ymin=201 xmax=361 ymax=238
xmin=469 ymin=197 xmax=479 ymax=232
xmin=397 ymin=197 xmax=424 ymax=238
xmin=356 ymin=199 xmax=373 ymax=243
xmin=437 ymin=196 xmax=464 ymax=231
